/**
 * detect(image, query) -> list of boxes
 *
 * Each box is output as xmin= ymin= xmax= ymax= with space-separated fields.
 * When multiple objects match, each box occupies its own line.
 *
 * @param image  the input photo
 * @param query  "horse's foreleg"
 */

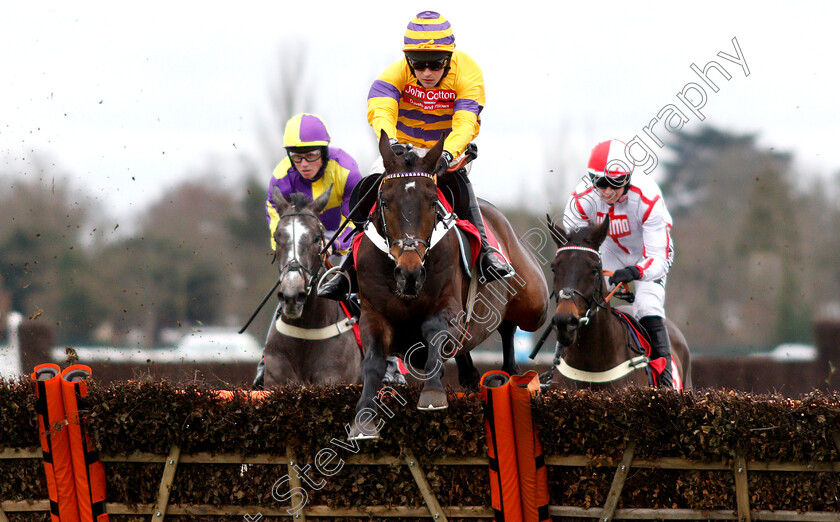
xmin=349 ymin=319 xmax=390 ymax=440
xmin=417 ymin=313 xmax=452 ymax=410
xmin=498 ymin=320 xmax=520 ymax=376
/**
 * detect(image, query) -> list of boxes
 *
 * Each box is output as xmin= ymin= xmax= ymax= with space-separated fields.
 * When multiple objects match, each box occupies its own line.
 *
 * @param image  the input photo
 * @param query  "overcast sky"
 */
xmin=2 ymin=2 xmax=838 ymax=222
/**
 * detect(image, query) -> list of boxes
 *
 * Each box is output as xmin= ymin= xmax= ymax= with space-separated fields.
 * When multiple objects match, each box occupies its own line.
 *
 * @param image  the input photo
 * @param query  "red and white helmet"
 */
xmin=587 ymin=139 xmax=633 ymax=189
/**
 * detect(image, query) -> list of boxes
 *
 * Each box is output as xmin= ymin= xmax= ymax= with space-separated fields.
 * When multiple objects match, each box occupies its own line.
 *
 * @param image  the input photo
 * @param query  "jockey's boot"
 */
xmin=640 ymin=315 xmax=673 ymax=389
xmin=461 ymin=174 xmax=515 ymax=282
xmin=251 ymin=355 xmax=265 ymax=390
xmin=317 ymin=254 xmax=357 ymax=301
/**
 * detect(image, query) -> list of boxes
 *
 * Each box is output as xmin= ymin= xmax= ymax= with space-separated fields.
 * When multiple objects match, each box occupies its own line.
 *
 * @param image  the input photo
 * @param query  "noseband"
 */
xmin=275 ymin=211 xmax=326 ymax=296
xmin=554 ymin=245 xmax=610 ymax=325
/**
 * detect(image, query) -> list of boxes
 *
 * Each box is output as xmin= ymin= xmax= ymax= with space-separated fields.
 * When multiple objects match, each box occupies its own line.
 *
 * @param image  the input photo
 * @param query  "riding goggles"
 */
xmin=590 ymin=173 xmax=630 ymax=190
xmin=290 ymin=150 xmax=322 ymax=164
xmin=409 ymin=57 xmax=448 ymax=71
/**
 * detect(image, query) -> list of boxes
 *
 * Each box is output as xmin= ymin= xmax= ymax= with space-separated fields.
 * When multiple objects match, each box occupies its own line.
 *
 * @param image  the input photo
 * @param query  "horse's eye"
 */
xmin=381 ymin=200 xmax=389 ymax=210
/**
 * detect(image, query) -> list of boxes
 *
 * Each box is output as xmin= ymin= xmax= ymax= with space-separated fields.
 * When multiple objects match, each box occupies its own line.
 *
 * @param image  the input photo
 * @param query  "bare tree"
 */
xmin=256 ymin=38 xmax=316 ymax=169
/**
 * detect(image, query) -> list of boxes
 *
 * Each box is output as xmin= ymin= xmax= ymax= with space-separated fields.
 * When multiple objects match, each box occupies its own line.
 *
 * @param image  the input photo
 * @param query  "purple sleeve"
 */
xmin=333 ymin=226 xmax=356 ymax=253
xmin=367 ymin=79 xmax=401 ymax=101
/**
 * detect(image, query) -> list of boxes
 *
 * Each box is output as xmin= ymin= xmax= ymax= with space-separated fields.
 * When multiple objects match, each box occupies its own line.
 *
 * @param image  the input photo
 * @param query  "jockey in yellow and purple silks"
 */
xmin=367 ymin=11 xmax=482 ymax=157
xmin=254 ymin=113 xmax=364 ymax=390
xmin=317 ymin=11 xmax=513 ymax=303
xmin=265 ymin=113 xmax=361 ymax=255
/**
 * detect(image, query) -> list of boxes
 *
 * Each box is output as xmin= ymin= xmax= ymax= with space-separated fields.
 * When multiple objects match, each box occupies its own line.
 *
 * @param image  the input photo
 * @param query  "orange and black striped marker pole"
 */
xmin=509 ymin=372 xmax=550 ymax=522
xmin=32 ymin=363 xmax=80 ymax=522
xmin=60 ymin=365 xmax=109 ymax=522
xmin=481 ymin=370 xmax=523 ymax=522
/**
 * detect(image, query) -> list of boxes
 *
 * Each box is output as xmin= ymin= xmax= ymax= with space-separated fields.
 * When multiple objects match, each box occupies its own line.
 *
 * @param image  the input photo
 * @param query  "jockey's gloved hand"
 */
xmin=435 ymin=151 xmax=454 ymax=177
xmin=389 ymin=137 xmax=407 ymax=156
xmin=609 ymin=265 xmax=641 ymax=286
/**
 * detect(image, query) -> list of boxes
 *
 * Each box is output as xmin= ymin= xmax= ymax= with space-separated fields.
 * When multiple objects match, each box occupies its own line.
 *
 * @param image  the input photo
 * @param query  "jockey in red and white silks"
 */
xmin=563 ymin=140 xmax=674 ymax=317
xmin=563 ymin=139 xmax=676 ymax=387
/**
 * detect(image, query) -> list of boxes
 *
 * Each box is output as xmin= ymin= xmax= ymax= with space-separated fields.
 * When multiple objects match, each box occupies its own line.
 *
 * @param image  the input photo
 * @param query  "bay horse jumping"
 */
xmin=262 ymin=187 xmax=362 ymax=386
xmin=349 ymin=132 xmax=550 ymax=439
xmin=544 ymin=216 xmax=691 ymax=390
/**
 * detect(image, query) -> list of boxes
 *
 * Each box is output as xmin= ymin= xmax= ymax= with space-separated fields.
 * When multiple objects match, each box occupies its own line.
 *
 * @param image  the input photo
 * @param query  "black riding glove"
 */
xmin=609 ymin=265 xmax=641 ymax=286
xmin=435 ymin=151 xmax=453 ymax=177
xmin=389 ymin=137 xmax=407 ymax=156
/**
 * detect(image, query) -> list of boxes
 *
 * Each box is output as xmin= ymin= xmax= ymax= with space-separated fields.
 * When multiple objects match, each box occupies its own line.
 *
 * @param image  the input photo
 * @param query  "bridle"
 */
xmin=274 ymin=211 xmax=327 ymax=297
xmin=376 ymin=171 xmax=450 ymax=265
xmin=553 ymin=245 xmax=610 ymax=326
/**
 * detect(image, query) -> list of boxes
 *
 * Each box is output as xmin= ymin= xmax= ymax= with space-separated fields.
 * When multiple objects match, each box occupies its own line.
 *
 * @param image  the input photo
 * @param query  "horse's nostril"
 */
xmin=296 ymin=291 xmax=307 ymax=303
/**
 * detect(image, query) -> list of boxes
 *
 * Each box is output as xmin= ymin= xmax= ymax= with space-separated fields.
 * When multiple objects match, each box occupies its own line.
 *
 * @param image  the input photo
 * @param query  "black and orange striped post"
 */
xmin=32 ymin=363 xmax=80 ymax=522
xmin=481 ymin=370 xmax=523 ymax=522
xmin=60 ymin=365 xmax=109 ymax=522
xmin=509 ymin=372 xmax=550 ymax=522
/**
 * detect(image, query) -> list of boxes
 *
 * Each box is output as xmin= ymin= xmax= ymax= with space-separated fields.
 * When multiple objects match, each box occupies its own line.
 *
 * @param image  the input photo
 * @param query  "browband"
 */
xmin=382 ymin=172 xmax=437 ymax=182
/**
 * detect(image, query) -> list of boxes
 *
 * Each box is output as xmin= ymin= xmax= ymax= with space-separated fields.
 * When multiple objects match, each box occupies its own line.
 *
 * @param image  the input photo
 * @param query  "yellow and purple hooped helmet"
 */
xmin=403 ymin=12 xmax=455 ymax=81
xmin=403 ymin=11 xmax=455 ymax=53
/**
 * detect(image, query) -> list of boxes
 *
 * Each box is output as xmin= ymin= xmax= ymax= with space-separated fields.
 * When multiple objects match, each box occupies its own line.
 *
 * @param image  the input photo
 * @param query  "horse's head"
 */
xmin=271 ymin=186 xmax=331 ymax=319
xmin=546 ymin=215 xmax=610 ymax=345
xmin=375 ymin=130 xmax=444 ymax=298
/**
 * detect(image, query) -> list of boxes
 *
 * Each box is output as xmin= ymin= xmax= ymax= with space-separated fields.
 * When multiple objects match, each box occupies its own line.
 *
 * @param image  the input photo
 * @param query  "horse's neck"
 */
xmin=566 ymin=305 xmax=630 ymax=368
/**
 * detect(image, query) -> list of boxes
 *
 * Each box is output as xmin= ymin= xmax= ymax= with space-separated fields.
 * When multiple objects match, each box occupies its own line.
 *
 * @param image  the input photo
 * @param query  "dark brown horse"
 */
xmin=349 ymin=132 xmax=550 ymax=439
xmin=262 ymin=188 xmax=362 ymax=386
xmin=544 ymin=216 xmax=691 ymax=390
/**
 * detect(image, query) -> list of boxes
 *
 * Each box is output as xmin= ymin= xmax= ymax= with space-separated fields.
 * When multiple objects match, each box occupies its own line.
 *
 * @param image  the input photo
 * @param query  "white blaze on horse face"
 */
xmin=281 ymin=219 xmax=305 ymax=286
xmin=405 ymin=181 xmax=416 ymax=192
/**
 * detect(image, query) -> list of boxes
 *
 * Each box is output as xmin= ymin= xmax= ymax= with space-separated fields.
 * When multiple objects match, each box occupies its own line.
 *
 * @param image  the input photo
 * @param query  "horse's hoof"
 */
xmin=348 ymin=422 xmax=380 ymax=441
xmin=417 ymin=390 xmax=448 ymax=410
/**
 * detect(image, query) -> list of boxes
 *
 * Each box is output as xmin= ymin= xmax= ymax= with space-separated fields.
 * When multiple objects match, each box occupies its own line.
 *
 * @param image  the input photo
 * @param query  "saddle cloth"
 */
xmin=611 ymin=309 xmax=681 ymax=390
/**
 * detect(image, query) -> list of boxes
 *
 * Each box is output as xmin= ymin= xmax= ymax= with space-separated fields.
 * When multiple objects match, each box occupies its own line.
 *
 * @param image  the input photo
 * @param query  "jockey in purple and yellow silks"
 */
xmin=252 ymin=113 xmax=367 ymax=390
xmin=366 ymin=14 xmax=482 ymax=157
xmin=265 ymin=113 xmax=361 ymax=255
xmin=317 ymin=11 xmax=513 ymax=303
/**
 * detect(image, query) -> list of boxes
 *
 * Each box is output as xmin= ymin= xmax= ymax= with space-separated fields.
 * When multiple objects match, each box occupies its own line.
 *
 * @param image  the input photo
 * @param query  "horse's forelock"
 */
xmin=287 ymin=192 xmax=312 ymax=211
xmin=403 ymin=149 xmax=421 ymax=170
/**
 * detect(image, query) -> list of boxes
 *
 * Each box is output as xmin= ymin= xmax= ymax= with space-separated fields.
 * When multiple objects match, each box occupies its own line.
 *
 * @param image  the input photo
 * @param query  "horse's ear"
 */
xmin=379 ymin=130 xmax=399 ymax=173
xmin=272 ymin=186 xmax=289 ymax=214
xmin=309 ymin=184 xmax=333 ymax=215
xmin=546 ymin=214 xmax=567 ymax=248
xmin=592 ymin=215 xmax=610 ymax=247
xmin=420 ymin=133 xmax=446 ymax=174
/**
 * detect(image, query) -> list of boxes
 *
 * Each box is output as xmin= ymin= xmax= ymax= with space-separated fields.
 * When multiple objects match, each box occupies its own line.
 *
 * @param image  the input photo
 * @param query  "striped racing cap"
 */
xmin=403 ymin=11 xmax=455 ymax=52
